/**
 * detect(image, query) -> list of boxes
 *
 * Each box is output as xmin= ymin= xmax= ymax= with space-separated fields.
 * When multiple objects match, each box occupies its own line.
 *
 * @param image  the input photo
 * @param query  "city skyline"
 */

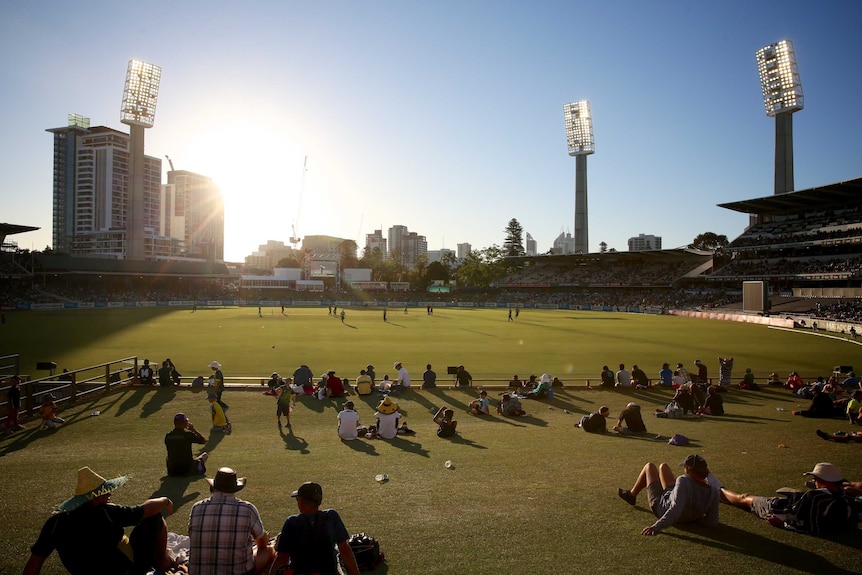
xmin=2 ymin=2 xmax=861 ymax=262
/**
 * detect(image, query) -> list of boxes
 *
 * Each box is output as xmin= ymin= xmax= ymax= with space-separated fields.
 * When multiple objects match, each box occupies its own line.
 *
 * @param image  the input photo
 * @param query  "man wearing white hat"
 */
xmin=23 ymin=467 xmax=174 ymax=575
xmin=721 ymin=462 xmax=862 ymax=535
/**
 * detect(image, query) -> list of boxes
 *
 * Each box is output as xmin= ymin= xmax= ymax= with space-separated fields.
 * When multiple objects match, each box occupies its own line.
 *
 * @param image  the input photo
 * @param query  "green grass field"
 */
xmin=2 ymin=307 xmax=861 ymax=575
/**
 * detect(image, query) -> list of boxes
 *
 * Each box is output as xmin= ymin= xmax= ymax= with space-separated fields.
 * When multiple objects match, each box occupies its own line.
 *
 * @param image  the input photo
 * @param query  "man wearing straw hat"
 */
xmin=188 ymin=467 xmax=274 ymax=575
xmin=23 ymin=467 xmax=175 ymax=575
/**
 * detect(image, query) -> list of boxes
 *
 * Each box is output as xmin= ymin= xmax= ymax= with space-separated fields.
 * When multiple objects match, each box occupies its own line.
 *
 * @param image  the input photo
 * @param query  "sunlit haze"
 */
xmin=2 ymin=1 xmax=861 ymax=261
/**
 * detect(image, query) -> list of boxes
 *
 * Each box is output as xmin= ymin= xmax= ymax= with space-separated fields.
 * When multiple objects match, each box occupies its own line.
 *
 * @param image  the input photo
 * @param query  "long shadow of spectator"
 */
xmin=342 ymin=438 xmax=378 ymax=456
xmin=115 ymin=389 xmax=150 ymax=417
xmin=151 ymin=474 xmax=206 ymax=513
xmin=388 ymin=436 xmax=430 ymax=457
xmin=280 ymin=426 xmax=310 ymax=453
xmin=140 ymin=387 xmax=177 ymax=419
xmin=202 ymin=430 xmax=226 ymax=454
xmin=668 ymin=522 xmax=861 ymax=574
xmin=449 ymin=434 xmax=486 ymax=449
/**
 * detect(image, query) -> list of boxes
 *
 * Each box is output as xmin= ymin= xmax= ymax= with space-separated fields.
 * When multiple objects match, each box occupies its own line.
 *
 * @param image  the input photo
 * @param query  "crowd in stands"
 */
xmin=712 ymin=255 xmax=862 ymax=278
xmin=497 ymin=259 xmax=701 ymax=287
xmin=726 ymin=206 xmax=862 ymax=249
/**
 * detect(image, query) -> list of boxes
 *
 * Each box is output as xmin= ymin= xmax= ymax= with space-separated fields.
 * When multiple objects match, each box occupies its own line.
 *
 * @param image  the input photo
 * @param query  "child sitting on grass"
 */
xmin=39 ymin=395 xmax=65 ymax=430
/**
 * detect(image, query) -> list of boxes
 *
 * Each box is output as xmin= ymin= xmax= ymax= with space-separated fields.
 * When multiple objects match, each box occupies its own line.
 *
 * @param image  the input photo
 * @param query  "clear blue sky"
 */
xmin=2 ymin=1 xmax=860 ymax=262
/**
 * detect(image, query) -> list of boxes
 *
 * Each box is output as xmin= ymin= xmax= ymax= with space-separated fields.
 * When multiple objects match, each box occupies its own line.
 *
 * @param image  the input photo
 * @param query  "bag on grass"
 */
xmin=665 ymin=402 xmax=683 ymax=419
xmin=340 ymin=532 xmax=384 ymax=571
xmin=668 ymin=433 xmax=689 ymax=446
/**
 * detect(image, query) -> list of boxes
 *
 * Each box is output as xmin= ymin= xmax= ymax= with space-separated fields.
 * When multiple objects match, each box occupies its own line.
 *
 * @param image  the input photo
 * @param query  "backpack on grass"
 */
xmin=340 ymin=532 xmax=384 ymax=571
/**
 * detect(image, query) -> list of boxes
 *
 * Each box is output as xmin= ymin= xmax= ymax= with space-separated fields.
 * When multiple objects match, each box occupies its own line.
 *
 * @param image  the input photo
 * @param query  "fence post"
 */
xmin=70 ymin=372 xmax=78 ymax=402
xmin=106 ymin=364 xmax=112 ymax=392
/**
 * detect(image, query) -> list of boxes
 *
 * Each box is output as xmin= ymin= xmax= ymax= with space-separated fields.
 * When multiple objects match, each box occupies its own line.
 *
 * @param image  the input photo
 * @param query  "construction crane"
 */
xmin=289 ymin=155 xmax=307 ymax=247
xmin=164 ymin=155 xmax=175 ymax=171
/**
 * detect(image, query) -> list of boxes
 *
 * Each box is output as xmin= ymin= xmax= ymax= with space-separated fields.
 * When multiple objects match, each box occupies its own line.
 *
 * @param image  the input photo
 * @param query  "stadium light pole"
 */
xmin=564 ymin=100 xmax=594 ymax=254
xmin=120 ymin=59 xmax=161 ymax=259
xmin=756 ymin=40 xmax=803 ymax=195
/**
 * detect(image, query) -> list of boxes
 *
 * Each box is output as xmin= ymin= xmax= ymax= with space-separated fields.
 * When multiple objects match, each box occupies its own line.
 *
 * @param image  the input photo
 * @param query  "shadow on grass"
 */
xmin=279 ymin=426 xmax=310 ymax=453
xmin=140 ymin=387 xmax=178 ymax=419
xmin=115 ymin=389 xmax=150 ymax=417
xmin=342 ymin=438 xmax=379 ymax=455
xmin=668 ymin=523 xmax=861 ymax=575
xmin=202 ymin=430 xmax=226 ymax=454
xmin=388 ymin=436 xmax=430 ymax=457
xmin=449 ymin=434 xmax=486 ymax=449
xmin=151 ymin=474 xmax=206 ymax=514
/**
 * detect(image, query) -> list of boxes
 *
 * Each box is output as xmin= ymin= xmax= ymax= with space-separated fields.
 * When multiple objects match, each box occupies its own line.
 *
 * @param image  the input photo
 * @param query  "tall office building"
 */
xmin=457 ymin=243 xmax=472 ymax=260
xmin=628 ymin=233 xmax=662 ymax=252
xmin=162 ymin=170 xmax=224 ymax=261
xmin=387 ymin=225 xmax=427 ymax=269
xmin=365 ymin=229 xmax=387 ymax=259
xmin=47 ymin=117 xmax=165 ymax=258
xmin=552 ymin=232 xmax=575 ymax=255
xmin=525 ymin=232 xmax=537 ymax=256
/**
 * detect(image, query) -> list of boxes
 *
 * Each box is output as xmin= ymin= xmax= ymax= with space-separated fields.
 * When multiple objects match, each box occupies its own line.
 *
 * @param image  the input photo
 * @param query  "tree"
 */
xmin=503 ymin=218 xmax=526 ymax=257
xmin=338 ymin=240 xmax=359 ymax=270
xmin=276 ymin=256 xmax=302 ymax=268
xmin=689 ymin=232 xmax=729 ymax=251
xmin=455 ymin=245 xmax=509 ymax=288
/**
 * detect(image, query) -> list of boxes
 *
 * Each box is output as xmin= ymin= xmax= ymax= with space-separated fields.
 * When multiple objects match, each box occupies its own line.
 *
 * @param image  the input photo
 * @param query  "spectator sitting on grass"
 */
xmin=468 ymin=390 xmax=490 ymax=415
xmin=338 ymin=401 xmax=361 ymax=440
xmin=631 ymin=365 xmax=649 ymax=389
xmin=374 ymin=397 xmax=401 ymax=439
xmin=521 ymin=373 xmax=552 ymax=399
xmin=23 ymin=467 xmax=176 ymax=575
xmin=575 ymin=406 xmax=610 ymax=432
xmin=497 ymin=393 xmax=527 ymax=417
xmin=696 ymin=385 xmax=725 ymax=416
xmin=40 ymin=395 xmax=65 ymax=430
xmin=720 ymin=462 xmax=861 ymax=536
xmin=792 ymin=384 xmax=837 ymax=418
xmin=672 ymin=384 xmax=696 ymax=416
xmin=434 ymin=405 xmax=457 ymax=438
xmin=613 ymin=402 xmax=647 ymax=435
xmin=600 ymin=366 xmax=615 ymax=388
xmin=165 ymin=413 xmax=208 ymax=476
xmin=617 ymin=454 xmax=723 ymax=536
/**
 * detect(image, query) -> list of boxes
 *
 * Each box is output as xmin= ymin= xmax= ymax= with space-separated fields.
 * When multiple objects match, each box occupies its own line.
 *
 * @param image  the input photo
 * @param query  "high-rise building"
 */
xmin=47 ymin=117 xmax=167 ymax=259
xmin=628 ymin=233 xmax=662 ymax=251
xmin=552 ymin=232 xmax=575 ymax=255
xmin=387 ymin=225 xmax=426 ymax=269
xmin=457 ymin=243 xmax=472 ymax=260
xmin=161 ymin=170 xmax=224 ymax=261
xmin=365 ymin=229 xmax=387 ymax=259
xmin=244 ymin=240 xmax=297 ymax=271
xmin=427 ymin=248 xmax=455 ymax=264
xmin=525 ymin=232 xmax=537 ymax=256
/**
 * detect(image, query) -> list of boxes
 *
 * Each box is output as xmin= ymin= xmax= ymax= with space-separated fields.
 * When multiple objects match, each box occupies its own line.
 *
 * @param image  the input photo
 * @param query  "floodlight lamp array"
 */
xmin=756 ymin=40 xmax=803 ymax=117
xmin=564 ymin=100 xmax=595 ymax=156
xmin=120 ymin=59 xmax=162 ymax=128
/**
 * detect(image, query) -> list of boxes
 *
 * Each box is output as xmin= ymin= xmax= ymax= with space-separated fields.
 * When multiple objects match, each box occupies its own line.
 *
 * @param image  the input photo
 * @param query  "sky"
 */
xmin=2 ymin=1 xmax=861 ymax=262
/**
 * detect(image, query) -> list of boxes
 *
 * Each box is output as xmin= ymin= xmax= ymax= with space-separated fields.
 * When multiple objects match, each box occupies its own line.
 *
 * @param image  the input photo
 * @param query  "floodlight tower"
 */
xmin=755 ymin=40 xmax=803 ymax=195
xmin=564 ymin=100 xmax=594 ymax=254
xmin=120 ymin=59 xmax=161 ymax=259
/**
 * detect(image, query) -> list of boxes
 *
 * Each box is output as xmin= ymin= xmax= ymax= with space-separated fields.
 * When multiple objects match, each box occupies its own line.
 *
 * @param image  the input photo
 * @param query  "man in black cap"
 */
xmin=720 ymin=462 xmax=861 ymax=535
xmin=189 ymin=467 xmax=274 ymax=574
xmin=23 ymin=467 xmax=174 ymax=575
xmin=617 ymin=455 xmax=724 ymax=535
xmin=164 ymin=413 xmax=208 ymax=476
xmin=270 ymin=482 xmax=361 ymax=575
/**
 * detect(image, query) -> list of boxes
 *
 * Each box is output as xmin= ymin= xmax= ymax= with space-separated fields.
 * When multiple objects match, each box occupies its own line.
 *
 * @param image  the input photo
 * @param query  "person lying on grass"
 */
xmin=617 ymin=454 xmax=724 ymax=536
xmin=720 ymin=462 xmax=861 ymax=536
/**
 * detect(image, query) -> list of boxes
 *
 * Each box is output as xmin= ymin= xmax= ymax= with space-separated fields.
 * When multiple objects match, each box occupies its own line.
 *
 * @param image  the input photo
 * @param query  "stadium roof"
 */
xmin=34 ymin=254 xmax=231 ymax=277
xmin=717 ymin=177 xmax=862 ymax=215
xmin=0 ymin=222 xmax=40 ymax=246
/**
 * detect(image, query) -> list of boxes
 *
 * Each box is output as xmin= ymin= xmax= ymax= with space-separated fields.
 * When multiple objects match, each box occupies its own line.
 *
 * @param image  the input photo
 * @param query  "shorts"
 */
xmin=749 ymin=496 xmax=781 ymax=519
xmin=647 ymin=482 xmax=673 ymax=517
xmin=276 ymin=404 xmax=291 ymax=417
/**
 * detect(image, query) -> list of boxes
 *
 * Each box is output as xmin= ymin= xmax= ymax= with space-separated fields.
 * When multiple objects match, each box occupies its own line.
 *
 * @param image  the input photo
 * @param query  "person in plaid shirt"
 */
xmin=188 ymin=467 xmax=274 ymax=574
